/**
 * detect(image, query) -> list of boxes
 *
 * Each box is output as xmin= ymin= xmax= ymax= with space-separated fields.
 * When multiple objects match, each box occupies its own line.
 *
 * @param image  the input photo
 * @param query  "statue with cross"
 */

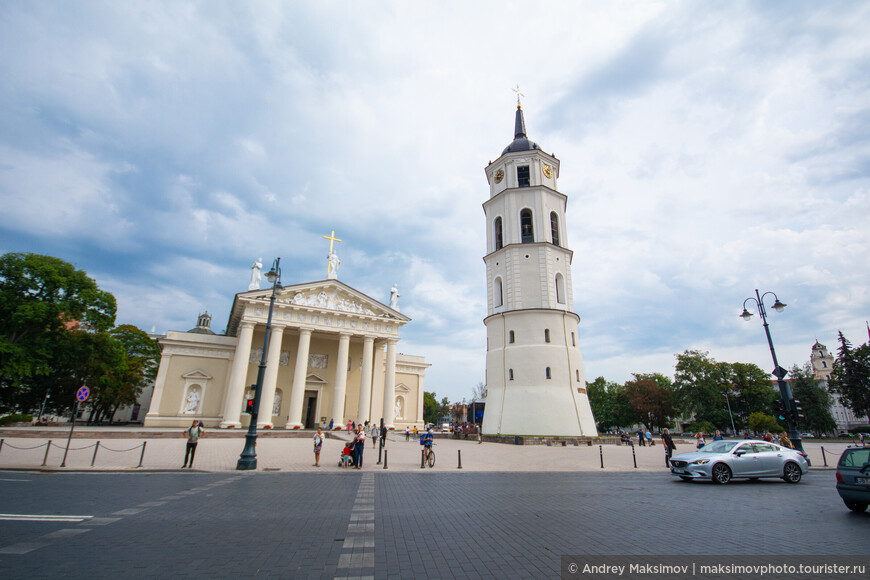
xmin=323 ymin=229 xmax=341 ymax=279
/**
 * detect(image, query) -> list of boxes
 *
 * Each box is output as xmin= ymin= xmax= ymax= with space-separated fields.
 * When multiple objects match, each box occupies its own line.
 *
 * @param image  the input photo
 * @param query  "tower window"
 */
xmin=571 ymin=332 xmax=575 ymax=346
xmin=509 ymin=369 xmax=514 ymax=381
xmin=555 ymin=273 xmax=566 ymax=305
xmin=517 ymin=165 xmax=530 ymax=187
xmin=822 ymin=361 xmax=827 ymax=368
xmin=544 ymin=329 xmax=550 ymax=343
xmin=520 ymin=209 xmax=534 ymax=243
xmin=494 ymin=217 xmax=503 ymax=250
xmin=509 ymin=330 xmax=515 ymax=343
xmin=550 ymin=212 xmax=560 ymax=246
xmin=576 ymin=370 xmax=580 ymax=382
xmin=494 ymin=277 xmax=503 ymax=308
xmin=545 ymin=367 xmax=551 ymax=379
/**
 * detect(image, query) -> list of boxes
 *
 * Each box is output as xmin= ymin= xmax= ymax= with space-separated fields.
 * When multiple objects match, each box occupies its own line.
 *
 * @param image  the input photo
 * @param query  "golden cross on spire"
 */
xmin=512 ymin=84 xmax=524 ymax=108
xmin=323 ymin=229 xmax=342 ymax=277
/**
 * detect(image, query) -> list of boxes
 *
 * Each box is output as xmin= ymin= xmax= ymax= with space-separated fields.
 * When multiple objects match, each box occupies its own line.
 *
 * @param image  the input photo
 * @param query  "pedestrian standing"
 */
xmin=661 ymin=428 xmax=677 ymax=468
xmin=695 ymin=432 xmax=706 ymax=449
xmin=313 ymin=427 xmax=324 ymax=467
xmin=347 ymin=420 xmax=352 ymax=432
xmin=182 ymin=420 xmax=204 ymax=468
xmin=713 ymin=430 xmax=724 ymax=441
xmin=645 ymin=430 xmax=653 ymax=446
xmin=354 ymin=425 xmax=367 ymax=469
xmin=380 ymin=424 xmax=387 ymax=447
xmin=637 ymin=429 xmax=645 ymax=447
xmin=329 ymin=418 xmax=334 ymax=430
xmin=371 ymin=424 xmax=378 ymax=448
xmin=413 ymin=425 xmax=418 ymax=440
xmin=405 ymin=426 xmax=410 ymax=441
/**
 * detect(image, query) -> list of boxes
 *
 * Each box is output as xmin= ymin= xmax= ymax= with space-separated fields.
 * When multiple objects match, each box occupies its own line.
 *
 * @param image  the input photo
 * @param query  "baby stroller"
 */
xmin=338 ymin=446 xmax=353 ymax=468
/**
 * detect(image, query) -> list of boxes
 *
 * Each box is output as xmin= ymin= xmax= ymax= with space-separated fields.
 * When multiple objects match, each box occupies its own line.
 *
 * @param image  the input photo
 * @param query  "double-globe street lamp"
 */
xmin=237 ymin=258 xmax=282 ymax=471
xmin=740 ymin=289 xmax=805 ymax=454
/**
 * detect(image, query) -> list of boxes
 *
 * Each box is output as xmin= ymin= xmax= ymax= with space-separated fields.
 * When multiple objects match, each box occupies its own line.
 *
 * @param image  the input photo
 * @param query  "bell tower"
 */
xmin=481 ymin=103 xmax=597 ymax=436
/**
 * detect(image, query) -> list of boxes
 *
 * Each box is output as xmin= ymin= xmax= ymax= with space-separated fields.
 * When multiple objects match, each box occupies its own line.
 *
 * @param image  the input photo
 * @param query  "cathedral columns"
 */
xmin=256 ymin=324 xmax=285 ymax=429
xmin=286 ymin=328 xmax=312 ymax=429
xmin=220 ymin=321 xmax=256 ymax=428
xmin=382 ymin=338 xmax=398 ymax=429
xmin=356 ymin=336 xmax=375 ymax=425
xmin=330 ymin=332 xmax=351 ymax=429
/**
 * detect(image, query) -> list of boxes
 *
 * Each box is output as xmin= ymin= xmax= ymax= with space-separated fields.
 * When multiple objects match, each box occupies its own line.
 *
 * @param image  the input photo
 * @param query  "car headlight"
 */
xmin=689 ymin=459 xmax=710 ymax=465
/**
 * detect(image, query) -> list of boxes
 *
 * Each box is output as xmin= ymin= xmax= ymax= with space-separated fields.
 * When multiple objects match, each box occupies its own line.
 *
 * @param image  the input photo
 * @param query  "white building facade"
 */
xmin=810 ymin=340 xmax=868 ymax=432
xmin=480 ymin=105 xmax=598 ymax=436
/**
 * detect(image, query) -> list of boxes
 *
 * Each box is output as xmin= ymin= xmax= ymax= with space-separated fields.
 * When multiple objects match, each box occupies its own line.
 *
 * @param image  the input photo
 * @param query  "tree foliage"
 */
xmin=788 ymin=363 xmax=837 ymax=436
xmin=0 ymin=253 xmax=116 ymax=411
xmin=623 ymin=373 xmax=677 ymax=430
xmin=586 ymin=377 xmax=637 ymax=431
xmin=748 ymin=412 xmax=783 ymax=435
xmin=829 ymin=332 xmax=870 ymax=418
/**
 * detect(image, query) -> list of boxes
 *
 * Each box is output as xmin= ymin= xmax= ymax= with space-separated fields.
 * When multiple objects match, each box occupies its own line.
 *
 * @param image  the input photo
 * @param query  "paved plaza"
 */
xmin=0 ymin=430 xmax=867 ymax=579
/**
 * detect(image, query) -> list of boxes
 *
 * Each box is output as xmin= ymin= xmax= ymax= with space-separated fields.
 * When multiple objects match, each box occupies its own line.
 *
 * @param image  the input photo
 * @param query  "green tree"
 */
xmin=423 ymin=391 xmax=440 ymax=423
xmin=0 ymin=253 xmax=116 ymax=411
xmin=829 ymin=332 xmax=870 ymax=418
xmin=789 ymin=363 xmax=837 ymax=436
xmin=586 ymin=377 xmax=637 ymax=431
xmin=748 ymin=412 xmax=783 ymax=435
xmin=673 ymin=350 xmax=731 ymax=430
xmin=728 ymin=362 xmax=778 ymax=429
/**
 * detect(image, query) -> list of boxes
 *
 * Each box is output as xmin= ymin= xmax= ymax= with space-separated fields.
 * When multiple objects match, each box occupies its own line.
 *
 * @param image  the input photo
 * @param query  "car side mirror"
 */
xmin=735 ymin=450 xmax=746 ymax=456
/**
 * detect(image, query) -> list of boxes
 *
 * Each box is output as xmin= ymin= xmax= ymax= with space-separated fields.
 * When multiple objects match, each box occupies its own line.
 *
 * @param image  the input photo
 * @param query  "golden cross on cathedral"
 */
xmin=323 ymin=229 xmax=342 ymax=277
xmin=513 ymin=84 xmax=524 ymax=108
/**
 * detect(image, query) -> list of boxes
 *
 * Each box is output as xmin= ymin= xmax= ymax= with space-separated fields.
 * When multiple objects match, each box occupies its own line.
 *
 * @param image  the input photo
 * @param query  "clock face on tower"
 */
xmin=542 ymin=164 xmax=553 ymax=179
xmin=494 ymin=169 xmax=504 ymax=184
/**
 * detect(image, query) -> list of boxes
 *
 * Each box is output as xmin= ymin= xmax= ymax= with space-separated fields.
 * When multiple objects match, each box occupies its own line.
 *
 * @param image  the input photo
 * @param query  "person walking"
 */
xmin=371 ymin=424 xmax=378 ymax=448
xmin=637 ymin=429 xmax=645 ymax=447
xmin=380 ymin=423 xmax=387 ymax=448
xmin=182 ymin=420 xmax=204 ymax=468
xmin=695 ymin=431 xmax=706 ymax=449
xmin=354 ymin=425 xmax=367 ymax=469
xmin=713 ymin=430 xmax=724 ymax=441
xmin=661 ymin=428 xmax=677 ymax=468
xmin=645 ymin=430 xmax=653 ymax=446
xmin=313 ymin=427 xmax=324 ymax=467
xmin=779 ymin=432 xmax=793 ymax=449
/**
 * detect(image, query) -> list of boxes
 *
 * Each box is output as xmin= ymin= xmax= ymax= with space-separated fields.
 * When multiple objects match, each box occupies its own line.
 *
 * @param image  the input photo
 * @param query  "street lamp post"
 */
xmin=740 ymin=289 xmax=804 ymax=454
xmin=38 ymin=392 xmax=50 ymax=423
xmin=723 ymin=393 xmax=737 ymax=438
xmin=237 ymin=258 xmax=282 ymax=471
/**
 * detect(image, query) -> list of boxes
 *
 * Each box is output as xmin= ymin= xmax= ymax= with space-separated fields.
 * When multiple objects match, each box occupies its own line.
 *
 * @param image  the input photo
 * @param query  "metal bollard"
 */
xmin=137 ymin=441 xmax=147 ymax=468
xmin=42 ymin=440 xmax=52 ymax=466
xmin=458 ymin=450 xmax=462 ymax=469
xmin=91 ymin=441 xmax=100 ymax=467
xmin=599 ymin=445 xmax=604 ymax=469
xmin=632 ymin=443 xmax=637 ymax=469
xmin=383 ymin=450 xmax=388 ymax=470
xmin=0 ymin=438 xmax=4 ymax=457
xmin=821 ymin=446 xmax=827 ymax=467
xmin=421 ymin=448 xmax=425 ymax=469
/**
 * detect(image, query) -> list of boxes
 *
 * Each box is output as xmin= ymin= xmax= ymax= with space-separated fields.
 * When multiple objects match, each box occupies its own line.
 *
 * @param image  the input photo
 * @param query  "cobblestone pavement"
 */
xmin=0 ymin=430 xmax=854 ymax=473
xmin=0 ymin=467 xmax=866 ymax=579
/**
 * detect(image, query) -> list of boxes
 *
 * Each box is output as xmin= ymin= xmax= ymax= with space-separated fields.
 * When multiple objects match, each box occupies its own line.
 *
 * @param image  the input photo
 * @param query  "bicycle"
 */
xmin=426 ymin=447 xmax=435 ymax=468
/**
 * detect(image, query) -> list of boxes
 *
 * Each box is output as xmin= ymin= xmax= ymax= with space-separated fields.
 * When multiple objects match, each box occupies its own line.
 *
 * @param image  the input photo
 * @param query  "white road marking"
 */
xmin=0 ymin=514 xmax=93 ymax=522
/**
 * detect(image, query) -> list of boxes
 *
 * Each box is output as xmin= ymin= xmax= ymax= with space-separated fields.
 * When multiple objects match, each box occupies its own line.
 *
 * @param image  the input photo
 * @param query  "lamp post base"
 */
xmin=236 ymin=432 xmax=258 ymax=470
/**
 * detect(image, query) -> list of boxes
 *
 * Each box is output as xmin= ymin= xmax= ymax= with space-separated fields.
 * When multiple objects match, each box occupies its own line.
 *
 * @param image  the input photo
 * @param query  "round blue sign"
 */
xmin=76 ymin=386 xmax=90 ymax=402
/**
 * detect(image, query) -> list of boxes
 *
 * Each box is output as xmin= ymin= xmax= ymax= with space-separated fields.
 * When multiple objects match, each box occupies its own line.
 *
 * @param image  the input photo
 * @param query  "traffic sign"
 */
xmin=76 ymin=386 xmax=90 ymax=402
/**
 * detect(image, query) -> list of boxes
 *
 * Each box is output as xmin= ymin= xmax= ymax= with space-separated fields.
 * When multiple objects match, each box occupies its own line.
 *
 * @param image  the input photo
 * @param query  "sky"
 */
xmin=2 ymin=1 xmax=869 ymax=404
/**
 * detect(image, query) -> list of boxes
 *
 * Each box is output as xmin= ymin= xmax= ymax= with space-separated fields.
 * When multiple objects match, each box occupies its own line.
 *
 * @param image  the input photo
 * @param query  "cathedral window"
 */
xmin=509 ymin=369 xmax=514 ymax=380
xmin=544 ymin=329 xmax=550 ymax=343
xmin=509 ymin=330 xmax=515 ymax=343
xmin=494 ymin=277 xmax=503 ymax=308
xmin=520 ymin=209 xmax=534 ymax=243
xmin=555 ymin=273 xmax=566 ymax=304
xmin=517 ymin=165 xmax=530 ymax=187
xmin=550 ymin=212 xmax=560 ymax=246
xmin=545 ymin=367 xmax=551 ymax=379
xmin=494 ymin=217 xmax=503 ymax=250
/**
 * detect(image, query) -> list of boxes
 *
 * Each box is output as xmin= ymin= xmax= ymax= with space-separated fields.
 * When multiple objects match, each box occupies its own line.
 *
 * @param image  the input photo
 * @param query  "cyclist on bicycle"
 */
xmin=420 ymin=427 xmax=434 ymax=462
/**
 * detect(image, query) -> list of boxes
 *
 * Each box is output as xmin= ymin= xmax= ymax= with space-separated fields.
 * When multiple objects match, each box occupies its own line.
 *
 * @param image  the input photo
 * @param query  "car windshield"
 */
xmin=698 ymin=440 xmax=739 ymax=454
xmin=839 ymin=448 xmax=870 ymax=468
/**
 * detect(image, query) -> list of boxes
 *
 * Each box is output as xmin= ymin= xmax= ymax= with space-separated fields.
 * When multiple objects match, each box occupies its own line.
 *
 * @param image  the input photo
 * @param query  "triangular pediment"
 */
xmin=181 ymin=369 xmax=212 ymax=380
xmin=306 ymin=373 xmax=327 ymax=384
xmin=395 ymin=383 xmax=410 ymax=392
xmin=241 ymin=279 xmax=409 ymax=322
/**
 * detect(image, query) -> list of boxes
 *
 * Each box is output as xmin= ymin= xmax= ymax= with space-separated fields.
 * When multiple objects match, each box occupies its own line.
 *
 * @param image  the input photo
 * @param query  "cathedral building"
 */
xmin=144 ymin=257 xmax=428 ymax=430
xmin=480 ymin=103 xmax=598 ymax=436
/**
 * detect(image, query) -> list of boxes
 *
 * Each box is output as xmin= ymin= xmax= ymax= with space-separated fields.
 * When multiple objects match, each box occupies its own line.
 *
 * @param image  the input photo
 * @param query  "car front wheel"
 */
xmin=782 ymin=462 xmax=802 ymax=483
xmin=844 ymin=500 xmax=868 ymax=513
xmin=712 ymin=463 xmax=732 ymax=484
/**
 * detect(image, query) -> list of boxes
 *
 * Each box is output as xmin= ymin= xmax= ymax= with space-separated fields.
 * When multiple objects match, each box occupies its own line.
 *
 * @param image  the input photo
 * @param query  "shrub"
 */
xmin=0 ymin=414 xmax=33 ymax=426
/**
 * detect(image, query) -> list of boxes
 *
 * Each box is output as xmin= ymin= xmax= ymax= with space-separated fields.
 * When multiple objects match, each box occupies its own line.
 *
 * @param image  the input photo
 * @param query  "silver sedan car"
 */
xmin=669 ymin=439 xmax=809 ymax=484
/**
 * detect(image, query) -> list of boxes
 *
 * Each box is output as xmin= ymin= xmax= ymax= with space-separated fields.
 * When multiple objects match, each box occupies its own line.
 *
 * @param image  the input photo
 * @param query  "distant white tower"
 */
xmin=480 ymin=103 xmax=597 ymax=436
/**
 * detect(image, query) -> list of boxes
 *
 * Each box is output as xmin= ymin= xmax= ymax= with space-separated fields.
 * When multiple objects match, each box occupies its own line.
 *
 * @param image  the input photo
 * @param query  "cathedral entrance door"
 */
xmin=303 ymin=390 xmax=318 ymax=429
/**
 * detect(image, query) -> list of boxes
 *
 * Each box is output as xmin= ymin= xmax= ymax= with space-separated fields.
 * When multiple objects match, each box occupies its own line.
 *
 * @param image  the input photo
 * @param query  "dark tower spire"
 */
xmin=514 ymin=104 xmax=527 ymax=139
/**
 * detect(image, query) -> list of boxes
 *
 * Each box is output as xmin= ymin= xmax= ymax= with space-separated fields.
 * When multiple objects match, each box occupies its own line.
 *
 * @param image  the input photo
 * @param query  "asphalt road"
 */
xmin=0 ymin=469 xmax=866 ymax=579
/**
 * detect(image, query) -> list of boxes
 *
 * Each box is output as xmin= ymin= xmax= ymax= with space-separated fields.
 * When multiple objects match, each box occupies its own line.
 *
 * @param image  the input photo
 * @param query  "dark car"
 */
xmin=835 ymin=446 xmax=870 ymax=513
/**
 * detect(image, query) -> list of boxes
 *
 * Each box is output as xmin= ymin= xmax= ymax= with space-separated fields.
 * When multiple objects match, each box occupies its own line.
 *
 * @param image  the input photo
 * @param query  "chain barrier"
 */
xmin=0 ymin=439 xmax=147 ymax=468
